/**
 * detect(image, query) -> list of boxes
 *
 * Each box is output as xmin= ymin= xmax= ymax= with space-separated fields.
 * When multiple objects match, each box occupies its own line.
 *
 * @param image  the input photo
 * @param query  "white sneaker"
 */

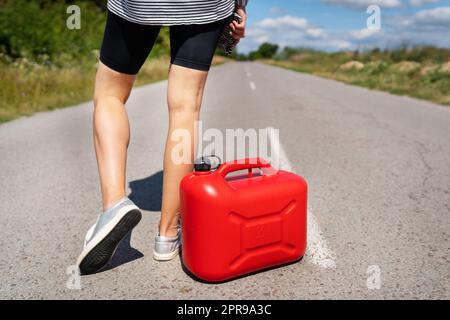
xmin=76 ymin=197 xmax=142 ymax=274
xmin=153 ymin=228 xmax=181 ymax=261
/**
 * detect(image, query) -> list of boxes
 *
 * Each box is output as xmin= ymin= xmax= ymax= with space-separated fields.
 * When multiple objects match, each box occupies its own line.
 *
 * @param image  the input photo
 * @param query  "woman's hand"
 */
xmin=229 ymin=6 xmax=247 ymax=43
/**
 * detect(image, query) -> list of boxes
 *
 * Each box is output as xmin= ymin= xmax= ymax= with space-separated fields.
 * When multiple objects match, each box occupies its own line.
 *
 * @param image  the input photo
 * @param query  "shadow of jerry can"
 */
xmin=180 ymin=157 xmax=307 ymax=283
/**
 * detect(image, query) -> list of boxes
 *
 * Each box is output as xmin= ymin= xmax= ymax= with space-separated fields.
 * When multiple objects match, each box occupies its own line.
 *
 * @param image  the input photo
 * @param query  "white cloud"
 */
xmin=250 ymin=15 xmax=327 ymax=41
xmin=322 ymin=0 xmax=442 ymax=9
xmin=414 ymin=6 xmax=450 ymax=25
xmin=257 ymin=16 xmax=310 ymax=29
xmin=238 ymin=6 xmax=450 ymax=53
xmin=393 ymin=6 xmax=450 ymax=28
xmin=350 ymin=6 xmax=450 ymax=48
xmin=240 ymin=15 xmax=334 ymax=53
xmin=410 ymin=0 xmax=441 ymax=7
xmin=349 ymin=29 xmax=382 ymax=40
xmin=307 ymin=28 xmax=326 ymax=38
xmin=322 ymin=0 xmax=402 ymax=9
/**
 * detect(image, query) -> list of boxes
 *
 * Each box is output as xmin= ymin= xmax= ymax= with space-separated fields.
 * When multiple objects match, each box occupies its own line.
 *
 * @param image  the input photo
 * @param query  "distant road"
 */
xmin=0 ymin=62 xmax=449 ymax=299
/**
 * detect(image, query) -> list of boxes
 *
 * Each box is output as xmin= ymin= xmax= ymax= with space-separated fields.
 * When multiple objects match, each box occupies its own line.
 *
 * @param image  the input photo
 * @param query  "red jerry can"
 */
xmin=180 ymin=157 xmax=307 ymax=282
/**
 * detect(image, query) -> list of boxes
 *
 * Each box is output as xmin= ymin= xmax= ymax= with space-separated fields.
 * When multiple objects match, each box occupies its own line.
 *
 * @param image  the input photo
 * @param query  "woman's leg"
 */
xmin=159 ymin=65 xmax=208 ymax=237
xmin=78 ymin=11 xmax=163 ymax=273
xmin=93 ymin=62 xmax=136 ymax=211
xmin=93 ymin=10 xmax=161 ymax=211
xmin=77 ymin=62 xmax=141 ymax=274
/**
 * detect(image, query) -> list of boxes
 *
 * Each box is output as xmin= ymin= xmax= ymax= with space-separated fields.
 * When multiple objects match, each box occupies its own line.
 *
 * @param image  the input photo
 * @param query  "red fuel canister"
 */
xmin=180 ymin=157 xmax=307 ymax=282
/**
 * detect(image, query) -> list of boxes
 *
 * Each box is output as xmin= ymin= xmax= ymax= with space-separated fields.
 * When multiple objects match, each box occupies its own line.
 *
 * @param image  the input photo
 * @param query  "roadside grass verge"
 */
xmin=264 ymin=49 xmax=450 ymax=107
xmin=0 ymin=55 xmax=229 ymax=124
xmin=0 ymin=56 xmax=168 ymax=123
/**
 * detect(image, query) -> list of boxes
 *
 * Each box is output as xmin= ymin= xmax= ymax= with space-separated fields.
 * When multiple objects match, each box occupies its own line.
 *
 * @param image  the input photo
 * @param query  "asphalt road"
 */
xmin=0 ymin=62 xmax=449 ymax=299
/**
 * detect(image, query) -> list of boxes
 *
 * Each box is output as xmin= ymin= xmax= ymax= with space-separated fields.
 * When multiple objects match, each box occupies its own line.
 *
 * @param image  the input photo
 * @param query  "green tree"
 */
xmin=248 ymin=51 xmax=261 ymax=61
xmin=0 ymin=0 xmax=170 ymax=66
xmin=257 ymin=42 xmax=279 ymax=58
xmin=247 ymin=43 xmax=279 ymax=60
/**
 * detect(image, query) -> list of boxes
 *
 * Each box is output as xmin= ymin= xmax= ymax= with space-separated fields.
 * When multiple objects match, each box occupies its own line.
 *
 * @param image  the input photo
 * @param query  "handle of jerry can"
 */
xmin=216 ymin=158 xmax=272 ymax=178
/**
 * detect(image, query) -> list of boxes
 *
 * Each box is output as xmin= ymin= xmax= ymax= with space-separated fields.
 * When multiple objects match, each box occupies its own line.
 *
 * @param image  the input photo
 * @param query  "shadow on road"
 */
xmin=102 ymin=231 xmax=143 ymax=272
xmin=128 ymin=171 xmax=163 ymax=212
xmin=93 ymin=171 xmax=163 ymax=273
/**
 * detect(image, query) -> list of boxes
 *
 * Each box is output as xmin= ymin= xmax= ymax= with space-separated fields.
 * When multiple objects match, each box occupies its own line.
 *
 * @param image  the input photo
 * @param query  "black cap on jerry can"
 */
xmin=194 ymin=155 xmax=222 ymax=172
xmin=194 ymin=157 xmax=212 ymax=172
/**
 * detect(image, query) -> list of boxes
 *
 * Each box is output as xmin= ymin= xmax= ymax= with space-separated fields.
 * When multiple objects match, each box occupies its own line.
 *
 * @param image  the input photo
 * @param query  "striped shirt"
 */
xmin=107 ymin=0 xmax=249 ymax=26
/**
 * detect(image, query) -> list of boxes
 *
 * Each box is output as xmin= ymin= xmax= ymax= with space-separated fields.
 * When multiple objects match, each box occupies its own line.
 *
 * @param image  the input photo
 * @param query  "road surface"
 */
xmin=0 ymin=62 xmax=449 ymax=299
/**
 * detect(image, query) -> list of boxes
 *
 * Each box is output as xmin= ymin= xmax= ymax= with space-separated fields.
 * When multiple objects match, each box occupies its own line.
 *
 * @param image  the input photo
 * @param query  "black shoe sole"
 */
xmin=79 ymin=209 xmax=142 ymax=275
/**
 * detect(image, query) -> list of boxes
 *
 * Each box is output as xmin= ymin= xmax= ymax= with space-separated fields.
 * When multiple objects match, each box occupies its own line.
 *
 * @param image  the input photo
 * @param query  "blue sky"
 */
xmin=238 ymin=0 xmax=450 ymax=53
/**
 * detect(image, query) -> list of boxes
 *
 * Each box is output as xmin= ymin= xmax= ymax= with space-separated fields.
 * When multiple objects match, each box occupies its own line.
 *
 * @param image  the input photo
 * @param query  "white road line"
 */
xmin=268 ymin=127 xmax=336 ymax=269
xmin=306 ymin=210 xmax=337 ymax=269
xmin=244 ymin=66 xmax=252 ymax=77
xmin=249 ymin=81 xmax=256 ymax=91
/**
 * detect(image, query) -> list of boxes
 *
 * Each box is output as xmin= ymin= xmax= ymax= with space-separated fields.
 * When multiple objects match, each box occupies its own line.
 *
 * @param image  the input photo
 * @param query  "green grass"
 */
xmin=0 ymin=55 xmax=230 ymax=124
xmin=264 ymin=48 xmax=450 ymax=106
xmin=0 ymin=57 xmax=171 ymax=123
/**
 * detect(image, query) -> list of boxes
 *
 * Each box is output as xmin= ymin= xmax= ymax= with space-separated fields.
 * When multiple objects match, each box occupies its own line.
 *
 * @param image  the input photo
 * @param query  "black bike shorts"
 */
xmin=99 ymin=10 xmax=228 ymax=75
